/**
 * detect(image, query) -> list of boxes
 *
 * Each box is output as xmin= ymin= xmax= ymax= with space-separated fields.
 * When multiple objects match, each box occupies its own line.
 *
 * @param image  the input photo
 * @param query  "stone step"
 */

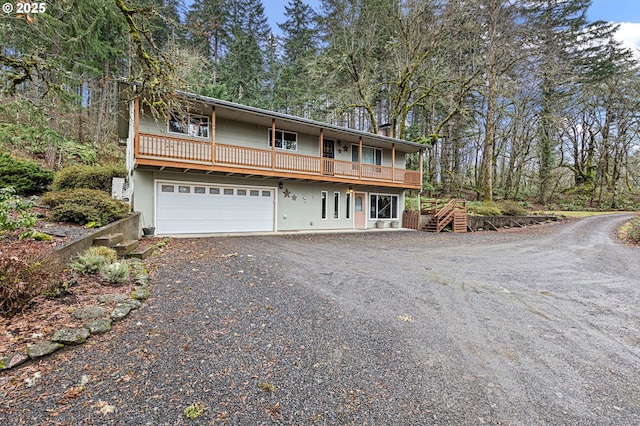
xmin=126 ymin=244 xmax=155 ymax=260
xmin=94 ymin=233 xmax=124 ymax=247
xmin=113 ymin=239 xmax=139 ymax=257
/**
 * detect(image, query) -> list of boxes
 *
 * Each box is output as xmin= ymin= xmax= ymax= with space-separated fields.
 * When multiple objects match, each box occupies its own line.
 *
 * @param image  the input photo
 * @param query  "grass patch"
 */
xmin=534 ymin=211 xmax=637 ymax=218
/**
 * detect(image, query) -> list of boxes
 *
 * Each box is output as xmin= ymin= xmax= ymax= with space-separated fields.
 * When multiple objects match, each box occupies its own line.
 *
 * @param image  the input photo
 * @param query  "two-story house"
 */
xmin=118 ymin=86 xmax=423 ymax=234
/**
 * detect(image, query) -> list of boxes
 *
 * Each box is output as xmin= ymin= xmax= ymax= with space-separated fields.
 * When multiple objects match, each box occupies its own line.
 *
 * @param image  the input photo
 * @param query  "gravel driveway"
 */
xmin=2 ymin=214 xmax=639 ymax=425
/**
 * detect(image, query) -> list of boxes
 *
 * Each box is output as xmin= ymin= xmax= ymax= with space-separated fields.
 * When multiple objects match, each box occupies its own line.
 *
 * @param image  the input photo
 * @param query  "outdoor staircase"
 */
xmin=93 ymin=233 xmax=154 ymax=259
xmin=421 ymin=199 xmax=468 ymax=233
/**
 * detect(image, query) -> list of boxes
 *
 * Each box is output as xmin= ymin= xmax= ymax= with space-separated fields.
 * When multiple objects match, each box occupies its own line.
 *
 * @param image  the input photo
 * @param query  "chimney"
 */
xmin=377 ymin=123 xmax=392 ymax=137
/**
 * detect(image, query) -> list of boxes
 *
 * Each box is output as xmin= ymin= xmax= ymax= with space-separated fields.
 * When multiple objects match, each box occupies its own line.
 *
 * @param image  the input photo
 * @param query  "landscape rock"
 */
xmin=84 ymin=318 xmax=112 ymax=334
xmin=131 ymin=286 xmax=151 ymax=300
xmin=122 ymin=299 xmax=142 ymax=310
xmin=27 ymin=341 xmax=64 ymax=359
xmin=71 ymin=305 xmax=108 ymax=320
xmin=98 ymin=294 xmax=129 ymax=304
xmin=110 ymin=305 xmax=132 ymax=322
xmin=0 ymin=352 xmax=28 ymax=370
xmin=52 ymin=327 xmax=90 ymax=345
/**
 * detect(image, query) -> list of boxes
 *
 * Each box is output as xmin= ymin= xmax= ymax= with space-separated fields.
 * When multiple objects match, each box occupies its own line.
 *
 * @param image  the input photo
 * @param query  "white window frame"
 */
xmin=351 ymin=144 xmax=382 ymax=165
xmin=346 ymin=192 xmax=351 ymax=219
xmin=321 ymin=191 xmax=328 ymax=220
xmin=369 ymin=193 xmax=399 ymax=220
xmin=168 ymin=113 xmax=210 ymax=138
xmin=268 ymin=129 xmax=298 ymax=151
xmin=333 ymin=191 xmax=340 ymax=220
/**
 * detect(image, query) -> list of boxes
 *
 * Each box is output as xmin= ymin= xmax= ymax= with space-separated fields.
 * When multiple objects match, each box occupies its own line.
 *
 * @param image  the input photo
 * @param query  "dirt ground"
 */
xmin=1 ymin=214 xmax=639 ymax=424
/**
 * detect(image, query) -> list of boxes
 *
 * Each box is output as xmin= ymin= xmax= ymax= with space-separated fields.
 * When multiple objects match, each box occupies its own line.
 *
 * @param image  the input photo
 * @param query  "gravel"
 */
xmin=1 ymin=214 xmax=639 ymax=424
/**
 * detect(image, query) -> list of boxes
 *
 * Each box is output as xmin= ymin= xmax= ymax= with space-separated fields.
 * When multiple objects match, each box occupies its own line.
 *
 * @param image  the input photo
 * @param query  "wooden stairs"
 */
xmin=421 ymin=198 xmax=467 ymax=233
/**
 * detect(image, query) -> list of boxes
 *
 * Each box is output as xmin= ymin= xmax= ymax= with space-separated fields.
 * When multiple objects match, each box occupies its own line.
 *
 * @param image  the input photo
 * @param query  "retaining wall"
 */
xmin=467 ymin=215 xmax=558 ymax=231
xmin=54 ymin=212 xmax=141 ymax=264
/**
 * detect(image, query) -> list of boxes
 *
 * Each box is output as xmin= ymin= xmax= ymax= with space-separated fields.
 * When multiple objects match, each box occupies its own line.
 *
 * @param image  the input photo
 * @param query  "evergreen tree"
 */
xmin=276 ymin=0 xmax=320 ymax=116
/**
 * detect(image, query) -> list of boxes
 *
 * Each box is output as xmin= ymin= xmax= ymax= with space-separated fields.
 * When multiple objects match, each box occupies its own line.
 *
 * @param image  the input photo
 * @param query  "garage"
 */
xmin=155 ymin=181 xmax=276 ymax=234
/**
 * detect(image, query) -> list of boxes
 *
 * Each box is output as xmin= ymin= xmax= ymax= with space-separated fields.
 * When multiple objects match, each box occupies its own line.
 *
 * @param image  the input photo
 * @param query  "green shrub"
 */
xmin=498 ymin=200 xmax=528 ymax=216
xmin=70 ymin=253 xmax=109 ymax=275
xmin=469 ymin=201 xmax=502 ymax=216
xmin=0 ymin=186 xmax=37 ymax=233
xmin=628 ymin=218 xmax=640 ymax=243
xmin=52 ymin=164 xmax=126 ymax=194
xmin=41 ymin=189 xmax=130 ymax=226
xmin=0 ymin=153 xmax=54 ymax=195
xmin=100 ymin=261 xmax=130 ymax=285
xmin=86 ymin=246 xmax=118 ymax=263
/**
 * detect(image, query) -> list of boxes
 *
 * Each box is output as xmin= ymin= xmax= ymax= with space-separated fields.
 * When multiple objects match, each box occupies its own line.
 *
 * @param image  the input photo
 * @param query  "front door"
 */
xmin=323 ymin=139 xmax=335 ymax=175
xmin=354 ymin=192 xmax=366 ymax=229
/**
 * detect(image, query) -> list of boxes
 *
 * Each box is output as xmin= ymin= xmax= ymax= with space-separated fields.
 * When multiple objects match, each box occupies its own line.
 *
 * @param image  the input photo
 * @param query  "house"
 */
xmin=118 ymin=86 xmax=424 ymax=235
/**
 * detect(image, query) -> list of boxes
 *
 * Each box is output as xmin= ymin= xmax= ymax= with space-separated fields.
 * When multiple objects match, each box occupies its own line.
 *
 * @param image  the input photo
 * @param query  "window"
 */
xmin=370 ymin=194 xmax=398 ymax=220
xmin=161 ymin=185 xmax=174 ymax=192
xmin=352 ymin=145 xmax=382 ymax=165
xmin=168 ymin=113 xmax=209 ymax=138
xmin=237 ymin=189 xmax=247 ymax=196
xmin=321 ymin=191 xmax=328 ymax=219
xmin=194 ymin=187 xmax=205 ymax=194
xmin=346 ymin=193 xmax=351 ymax=219
xmin=250 ymin=190 xmax=260 ymax=196
xmin=178 ymin=186 xmax=190 ymax=193
xmin=210 ymin=187 xmax=220 ymax=195
xmin=224 ymin=188 xmax=234 ymax=195
xmin=268 ymin=129 xmax=297 ymax=151
xmin=262 ymin=190 xmax=271 ymax=197
xmin=333 ymin=192 xmax=340 ymax=219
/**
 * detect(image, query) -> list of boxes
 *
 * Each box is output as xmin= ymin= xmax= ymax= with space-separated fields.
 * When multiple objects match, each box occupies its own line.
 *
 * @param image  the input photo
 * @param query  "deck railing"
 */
xmin=138 ymin=133 xmax=420 ymax=186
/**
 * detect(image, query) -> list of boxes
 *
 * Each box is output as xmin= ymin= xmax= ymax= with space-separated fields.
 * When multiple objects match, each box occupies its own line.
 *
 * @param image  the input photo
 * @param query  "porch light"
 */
xmin=278 ymin=182 xmax=283 ymax=189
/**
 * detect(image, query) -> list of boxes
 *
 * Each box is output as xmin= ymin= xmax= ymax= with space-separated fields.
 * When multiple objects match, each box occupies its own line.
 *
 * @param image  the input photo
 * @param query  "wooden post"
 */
xmin=392 ymin=143 xmax=396 ymax=182
xmin=358 ymin=137 xmax=363 ymax=179
xmin=134 ymin=97 xmax=140 ymax=157
xmin=271 ymin=119 xmax=276 ymax=170
xmin=319 ymin=128 xmax=324 ymax=175
xmin=419 ymin=149 xmax=424 ymax=190
xmin=211 ymin=106 xmax=216 ymax=165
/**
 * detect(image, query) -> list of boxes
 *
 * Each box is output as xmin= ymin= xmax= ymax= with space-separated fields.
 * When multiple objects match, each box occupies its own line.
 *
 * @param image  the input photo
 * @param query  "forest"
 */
xmin=1 ymin=0 xmax=639 ymax=210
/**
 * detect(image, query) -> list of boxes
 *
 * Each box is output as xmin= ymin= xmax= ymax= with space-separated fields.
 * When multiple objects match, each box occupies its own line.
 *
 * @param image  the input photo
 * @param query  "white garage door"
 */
xmin=156 ymin=181 xmax=275 ymax=234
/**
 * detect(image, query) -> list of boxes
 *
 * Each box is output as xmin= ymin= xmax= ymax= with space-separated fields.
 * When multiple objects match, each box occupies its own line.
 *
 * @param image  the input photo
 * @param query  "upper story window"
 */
xmin=268 ymin=129 xmax=297 ymax=151
xmin=168 ymin=113 xmax=210 ymax=138
xmin=351 ymin=145 xmax=382 ymax=165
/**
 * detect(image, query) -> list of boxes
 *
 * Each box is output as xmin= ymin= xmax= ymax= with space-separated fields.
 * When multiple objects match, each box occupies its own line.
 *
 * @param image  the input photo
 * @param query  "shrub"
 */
xmin=0 ymin=244 xmax=61 ymax=316
xmin=52 ymin=164 xmax=126 ymax=194
xmin=0 ymin=153 xmax=54 ymax=195
xmin=0 ymin=187 xmax=37 ymax=233
xmin=498 ymin=200 xmax=528 ymax=216
xmin=100 ymin=261 xmax=130 ymax=285
xmin=41 ymin=189 xmax=130 ymax=226
xmin=628 ymin=218 xmax=640 ymax=243
xmin=86 ymin=246 xmax=118 ymax=263
xmin=468 ymin=201 xmax=501 ymax=216
xmin=69 ymin=253 xmax=109 ymax=275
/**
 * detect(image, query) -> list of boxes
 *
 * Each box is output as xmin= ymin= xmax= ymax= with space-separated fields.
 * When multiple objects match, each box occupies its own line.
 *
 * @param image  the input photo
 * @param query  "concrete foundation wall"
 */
xmin=467 ymin=215 xmax=558 ymax=231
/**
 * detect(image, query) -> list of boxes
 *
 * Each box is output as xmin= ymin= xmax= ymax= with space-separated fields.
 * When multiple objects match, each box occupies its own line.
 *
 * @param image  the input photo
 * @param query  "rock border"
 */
xmin=0 ymin=268 xmax=151 ymax=372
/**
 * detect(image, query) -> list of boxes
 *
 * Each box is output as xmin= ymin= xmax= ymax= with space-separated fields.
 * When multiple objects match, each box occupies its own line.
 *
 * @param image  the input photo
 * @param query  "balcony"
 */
xmin=136 ymin=133 xmax=421 ymax=188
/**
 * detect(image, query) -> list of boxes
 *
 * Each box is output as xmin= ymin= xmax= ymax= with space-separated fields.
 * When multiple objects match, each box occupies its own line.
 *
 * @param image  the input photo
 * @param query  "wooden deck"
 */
xmin=421 ymin=199 xmax=468 ymax=233
xmin=136 ymin=133 xmax=421 ymax=188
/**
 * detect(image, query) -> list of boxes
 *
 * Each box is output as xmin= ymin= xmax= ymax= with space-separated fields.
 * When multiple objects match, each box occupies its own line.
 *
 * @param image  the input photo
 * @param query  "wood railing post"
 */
xmin=392 ymin=143 xmax=396 ymax=182
xmin=319 ymin=128 xmax=324 ymax=175
xmin=211 ymin=107 xmax=216 ymax=165
xmin=271 ymin=119 xmax=276 ymax=170
xmin=358 ymin=137 xmax=363 ymax=179
xmin=134 ymin=97 xmax=140 ymax=157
